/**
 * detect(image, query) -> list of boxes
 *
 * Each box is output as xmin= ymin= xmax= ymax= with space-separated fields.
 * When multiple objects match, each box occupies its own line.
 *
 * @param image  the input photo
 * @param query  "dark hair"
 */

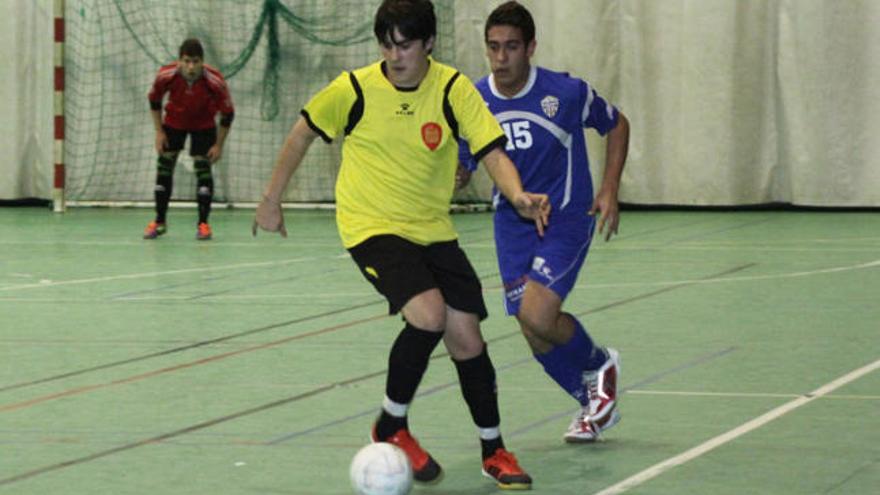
xmin=485 ymin=1 xmax=535 ymax=44
xmin=374 ymin=0 xmax=436 ymax=47
xmin=178 ymin=38 xmax=204 ymax=59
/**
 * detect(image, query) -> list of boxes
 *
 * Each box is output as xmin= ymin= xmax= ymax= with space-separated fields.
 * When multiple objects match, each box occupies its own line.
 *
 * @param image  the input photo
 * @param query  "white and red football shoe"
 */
xmin=564 ymin=348 xmax=620 ymax=443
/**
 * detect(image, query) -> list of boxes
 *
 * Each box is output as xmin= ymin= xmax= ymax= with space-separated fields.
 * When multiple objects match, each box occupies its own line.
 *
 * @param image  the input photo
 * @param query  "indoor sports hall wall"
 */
xmin=4 ymin=0 xmax=879 ymax=207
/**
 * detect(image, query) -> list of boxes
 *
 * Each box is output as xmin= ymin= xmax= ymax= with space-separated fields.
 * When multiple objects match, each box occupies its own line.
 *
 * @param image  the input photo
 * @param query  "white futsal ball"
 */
xmin=349 ymin=442 xmax=413 ymax=495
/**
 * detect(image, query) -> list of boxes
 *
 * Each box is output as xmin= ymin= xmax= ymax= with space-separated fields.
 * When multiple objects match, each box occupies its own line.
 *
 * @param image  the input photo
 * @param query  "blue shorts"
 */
xmin=494 ymin=212 xmax=595 ymax=315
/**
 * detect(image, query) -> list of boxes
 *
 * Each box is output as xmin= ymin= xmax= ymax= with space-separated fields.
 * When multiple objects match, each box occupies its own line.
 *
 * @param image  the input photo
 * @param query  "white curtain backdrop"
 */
xmin=2 ymin=0 xmax=878 ymax=206
xmin=455 ymin=0 xmax=880 ymax=207
xmin=0 ymin=0 xmax=53 ymax=200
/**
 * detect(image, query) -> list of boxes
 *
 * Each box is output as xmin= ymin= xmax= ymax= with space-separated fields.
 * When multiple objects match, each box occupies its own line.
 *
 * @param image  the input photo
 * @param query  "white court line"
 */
xmin=674 ymin=239 xmax=880 ymax=246
xmin=613 ymin=245 xmax=880 ymax=253
xmin=3 ymin=235 xmax=877 ymax=251
xmin=626 ymin=389 xmax=880 ymax=401
xmin=0 ymin=254 xmax=350 ymax=293
xmin=1 ymin=259 xmax=875 ymax=299
xmin=462 ymin=242 xmax=880 ymax=252
xmin=576 ymin=259 xmax=880 ymax=290
xmin=0 ymin=293 xmax=377 ymax=302
xmin=594 ymin=357 xmax=880 ymax=495
xmin=113 ymin=291 xmax=376 ymax=302
xmin=206 ymin=258 xmax=876 ymax=295
xmin=0 ymin=240 xmax=344 ymax=248
xmin=490 ymin=387 xmax=880 ymax=401
xmin=679 ymin=237 xmax=880 ymax=244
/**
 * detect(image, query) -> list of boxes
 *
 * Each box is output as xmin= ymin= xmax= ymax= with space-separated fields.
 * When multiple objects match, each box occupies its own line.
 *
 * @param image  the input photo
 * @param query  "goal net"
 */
xmin=63 ymin=0 xmax=463 ymax=205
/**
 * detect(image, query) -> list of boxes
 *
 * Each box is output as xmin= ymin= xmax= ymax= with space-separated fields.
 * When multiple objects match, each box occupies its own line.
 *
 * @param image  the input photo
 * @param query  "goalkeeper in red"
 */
xmin=144 ymin=38 xmax=234 ymax=241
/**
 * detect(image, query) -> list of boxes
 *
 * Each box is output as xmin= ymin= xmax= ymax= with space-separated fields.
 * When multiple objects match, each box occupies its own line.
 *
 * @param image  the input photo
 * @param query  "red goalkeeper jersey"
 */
xmin=148 ymin=62 xmax=234 ymax=131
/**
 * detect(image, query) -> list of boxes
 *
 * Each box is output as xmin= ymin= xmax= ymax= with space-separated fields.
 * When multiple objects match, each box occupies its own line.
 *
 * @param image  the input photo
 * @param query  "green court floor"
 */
xmin=1 ymin=207 xmax=878 ymax=494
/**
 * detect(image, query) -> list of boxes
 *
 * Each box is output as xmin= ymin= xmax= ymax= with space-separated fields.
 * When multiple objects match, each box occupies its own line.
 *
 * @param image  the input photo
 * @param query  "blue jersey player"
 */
xmin=460 ymin=1 xmax=630 ymax=442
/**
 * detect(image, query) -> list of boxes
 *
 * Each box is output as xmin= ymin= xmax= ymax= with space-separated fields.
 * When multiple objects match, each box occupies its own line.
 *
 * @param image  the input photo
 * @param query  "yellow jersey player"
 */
xmin=254 ymin=0 xmax=548 ymax=490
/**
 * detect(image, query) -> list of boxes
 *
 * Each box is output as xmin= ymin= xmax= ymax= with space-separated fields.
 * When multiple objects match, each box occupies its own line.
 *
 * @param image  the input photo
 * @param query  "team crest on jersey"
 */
xmin=421 ymin=122 xmax=442 ymax=151
xmin=541 ymin=95 xmax=560 ymax=118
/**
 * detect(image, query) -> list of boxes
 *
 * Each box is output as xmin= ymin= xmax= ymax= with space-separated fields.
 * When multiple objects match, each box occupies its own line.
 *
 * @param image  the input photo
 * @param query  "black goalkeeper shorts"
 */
xmin=162 ymin=125 xmax=217 ymax=157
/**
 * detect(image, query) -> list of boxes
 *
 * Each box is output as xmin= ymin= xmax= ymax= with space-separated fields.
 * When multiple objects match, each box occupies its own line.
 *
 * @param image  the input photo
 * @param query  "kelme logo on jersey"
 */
xmin=396 ymin=102 xmax=414 ymax=116
xmin=421 ymin=122 xmax=442 ymax=151
xmin=541 ymin=95 xmax=560 ymax=118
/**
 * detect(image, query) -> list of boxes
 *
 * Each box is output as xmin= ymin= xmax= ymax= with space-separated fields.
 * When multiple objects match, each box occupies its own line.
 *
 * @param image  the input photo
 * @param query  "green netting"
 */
xmin=64 ymin=0 xmax=457 ymax=204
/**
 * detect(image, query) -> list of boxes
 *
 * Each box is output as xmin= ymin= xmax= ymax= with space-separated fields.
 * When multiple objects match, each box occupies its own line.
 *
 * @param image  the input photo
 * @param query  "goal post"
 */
xmin=54 ymin=0 xmax=66 ymax=212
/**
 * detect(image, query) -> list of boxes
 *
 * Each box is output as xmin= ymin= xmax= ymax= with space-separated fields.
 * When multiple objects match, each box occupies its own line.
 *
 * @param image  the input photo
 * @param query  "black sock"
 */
xmin=453 ymin=344 xmax=501 ymax=427
xmin=375 ymin=410 xmax=409 ymax=441
xmin=385 ymin=323 xmax=443 ymax=404
xmin=375 ymin=324 xmax=443 ymax=439
xmin=480 ymin=437 xmax=505 ymax=460
xmin=154 ymin=156 xmax=175 ymax=223
xmin=453 ymin=345 xmax=505 ymax=459
xmin=194 ymin=160 xmax=213 ymax=224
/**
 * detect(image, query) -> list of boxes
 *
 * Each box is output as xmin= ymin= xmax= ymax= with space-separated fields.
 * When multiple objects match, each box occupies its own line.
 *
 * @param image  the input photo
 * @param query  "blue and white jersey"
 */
xmin=460 ymin=66 xmax=619 ymax=220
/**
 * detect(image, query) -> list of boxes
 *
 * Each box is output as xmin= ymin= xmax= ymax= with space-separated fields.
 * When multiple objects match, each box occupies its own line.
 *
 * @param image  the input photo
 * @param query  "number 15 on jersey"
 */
xmin=502 ymin=121 xmax=532 ymax=151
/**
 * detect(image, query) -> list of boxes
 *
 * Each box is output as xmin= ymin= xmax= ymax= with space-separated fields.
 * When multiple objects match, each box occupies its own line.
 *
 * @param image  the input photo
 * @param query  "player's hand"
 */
xmin=155 ymin=130 xmax=168 ymax=154
xmin=512 ymin=192 xmax=551 ymax=237
xmin=455 ymin=163 xmax=472 ymax=190
xmin=253 ymin=196 xmax=287 ymax=237
xmin=588 ymin=187 xmax=620 ymax=241
xmin=207 ymin=145 xmax=222 ymax=163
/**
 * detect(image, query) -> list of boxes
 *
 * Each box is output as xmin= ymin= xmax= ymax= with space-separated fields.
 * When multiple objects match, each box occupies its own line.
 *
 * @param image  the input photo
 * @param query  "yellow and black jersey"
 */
xmin=301 ymin=58 xmax=506 ymax=248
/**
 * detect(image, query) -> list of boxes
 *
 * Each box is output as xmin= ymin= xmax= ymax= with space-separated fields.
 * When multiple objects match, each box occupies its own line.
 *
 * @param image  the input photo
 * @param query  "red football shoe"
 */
xmin=371 ymin=425 xmax=443 ymax=483
xmin=482 ymin=448 xmax=532 ymax=490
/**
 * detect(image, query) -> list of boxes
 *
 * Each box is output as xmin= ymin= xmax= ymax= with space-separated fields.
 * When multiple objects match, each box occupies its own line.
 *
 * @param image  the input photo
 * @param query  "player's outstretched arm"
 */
xmin=481 ymin=147 xmax=551 ymax=236
xmin=589 ymin=112 xmax=629 ymax=241
xmin=253 ymin=117 xmax=319 ymax=237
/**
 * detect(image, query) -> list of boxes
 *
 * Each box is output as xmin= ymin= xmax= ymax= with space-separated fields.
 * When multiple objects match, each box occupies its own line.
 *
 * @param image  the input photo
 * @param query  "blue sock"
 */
xmin=568 ymin=317 xmax=607 ymax=371
xmin=534 ymin=344 xmax=587 ymax=405
xmin=533 ymin=316 xmax=605 ymax=406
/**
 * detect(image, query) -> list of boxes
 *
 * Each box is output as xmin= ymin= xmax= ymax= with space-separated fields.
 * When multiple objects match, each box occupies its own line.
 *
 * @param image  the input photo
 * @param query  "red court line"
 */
xmin=0 ymin=382 xmax=356 ymax=487
xmin=0 ymin=299 xmax=384 ymax=393
xmin=0 ymin=313 xmax=387 ymax=413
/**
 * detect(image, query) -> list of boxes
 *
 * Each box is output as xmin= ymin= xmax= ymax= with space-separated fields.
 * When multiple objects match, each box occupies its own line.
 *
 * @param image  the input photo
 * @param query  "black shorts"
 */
xmin=162 ymin=125 xmax=217 ymax=156
xmin=348 ymin=235 xmax=488 ymax=320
